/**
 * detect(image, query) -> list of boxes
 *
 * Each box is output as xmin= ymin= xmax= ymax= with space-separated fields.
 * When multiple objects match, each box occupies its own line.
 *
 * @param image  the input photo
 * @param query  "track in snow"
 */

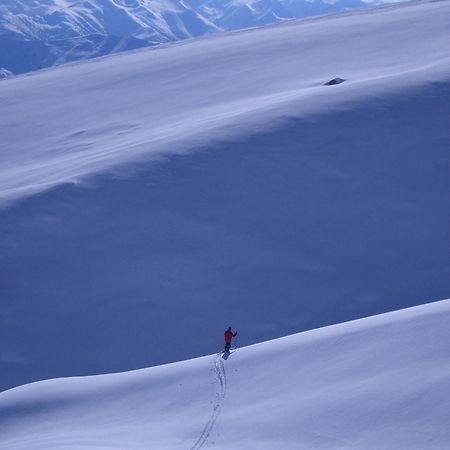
xmin=190 ymin=355 xmax=227 ymax=449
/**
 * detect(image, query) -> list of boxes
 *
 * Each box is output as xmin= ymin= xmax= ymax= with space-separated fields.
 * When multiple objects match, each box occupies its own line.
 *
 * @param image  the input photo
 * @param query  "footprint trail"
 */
xmin=189 ymin=356 xmax=227 ymax=449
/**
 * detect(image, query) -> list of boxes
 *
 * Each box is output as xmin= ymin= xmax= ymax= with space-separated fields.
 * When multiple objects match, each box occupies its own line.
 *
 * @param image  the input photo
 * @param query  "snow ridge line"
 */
xmin=189 ymin=355 xmax=227 ymax=450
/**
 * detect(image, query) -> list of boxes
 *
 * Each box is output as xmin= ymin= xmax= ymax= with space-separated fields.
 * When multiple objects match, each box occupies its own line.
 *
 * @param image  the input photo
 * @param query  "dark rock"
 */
xmin=324 ymin=77 xmax=345 ymax=86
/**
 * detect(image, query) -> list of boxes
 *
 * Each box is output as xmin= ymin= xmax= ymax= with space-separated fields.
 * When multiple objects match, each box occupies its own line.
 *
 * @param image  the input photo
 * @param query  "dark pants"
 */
xmin=224 ymin=342 xmax=231 ymax=352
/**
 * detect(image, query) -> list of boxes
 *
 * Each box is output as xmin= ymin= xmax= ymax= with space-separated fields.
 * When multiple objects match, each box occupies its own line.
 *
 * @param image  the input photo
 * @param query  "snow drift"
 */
xmin=1 ymin=299 xmax=449 ymax=449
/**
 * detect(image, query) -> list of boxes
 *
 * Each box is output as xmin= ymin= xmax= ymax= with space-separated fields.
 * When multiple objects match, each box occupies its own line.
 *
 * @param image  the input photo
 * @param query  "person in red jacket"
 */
xmin=224 ymin=326 xmax=237 ymax=352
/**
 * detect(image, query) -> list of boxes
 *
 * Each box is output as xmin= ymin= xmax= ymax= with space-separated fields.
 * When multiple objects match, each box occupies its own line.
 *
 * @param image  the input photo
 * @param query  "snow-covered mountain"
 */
xmin=1 ymin=300 xmax=449 ymax=449
xmin=1 ymin=0 xmax=449 ymax=395
xmin=0 ymin=0 xmax=369 ymax=41
xmin=0 ymin=0 xmax=369 ymax=74
xmin=0 ymin=0 xmax=216 ymax=41
xmin=0 ymin=33 xmax=150 ymax=75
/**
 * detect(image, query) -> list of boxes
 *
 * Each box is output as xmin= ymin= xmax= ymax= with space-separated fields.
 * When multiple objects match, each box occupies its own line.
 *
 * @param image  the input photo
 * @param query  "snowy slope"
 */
xmin=1 ymin=300 xmax=449 ymax=449
xmin=1 ymin=0 xmax=450 ymax=205
xmin=1 ymin=0 xmax=449 ymax=393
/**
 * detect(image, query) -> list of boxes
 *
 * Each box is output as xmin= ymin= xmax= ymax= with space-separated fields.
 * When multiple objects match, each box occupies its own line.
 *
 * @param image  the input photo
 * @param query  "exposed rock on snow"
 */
xmin=324 ymin=77 xmax=345 ymax=85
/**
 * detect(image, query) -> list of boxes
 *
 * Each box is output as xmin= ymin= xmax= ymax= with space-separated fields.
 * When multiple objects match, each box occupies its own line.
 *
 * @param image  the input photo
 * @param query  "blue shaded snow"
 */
xmin=0 ymin=82 xmax=449 ymax=391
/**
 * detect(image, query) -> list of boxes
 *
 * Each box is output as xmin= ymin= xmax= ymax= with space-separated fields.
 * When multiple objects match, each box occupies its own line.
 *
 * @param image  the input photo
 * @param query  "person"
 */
xmin=224 ymin=326 xmax=237 ymax=352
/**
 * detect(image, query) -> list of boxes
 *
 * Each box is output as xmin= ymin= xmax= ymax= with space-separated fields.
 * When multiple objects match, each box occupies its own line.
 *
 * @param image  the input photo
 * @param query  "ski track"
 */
xmin=189 ymin=355 xmax=227 ymax=450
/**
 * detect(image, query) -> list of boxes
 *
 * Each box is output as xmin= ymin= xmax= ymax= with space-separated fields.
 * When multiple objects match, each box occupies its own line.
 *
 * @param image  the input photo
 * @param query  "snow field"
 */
xmin=0 ymin=300 xmax=449 ymax=449
xmin=1 ymin=0 xmax=450 ymax=393
xmin=1 ymin=0 xmax=450 ymax=205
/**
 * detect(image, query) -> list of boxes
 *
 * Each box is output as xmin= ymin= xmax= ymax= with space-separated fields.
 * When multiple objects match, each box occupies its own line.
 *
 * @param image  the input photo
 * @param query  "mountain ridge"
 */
xmin=0 ymin=0 xmax=369 ymax=75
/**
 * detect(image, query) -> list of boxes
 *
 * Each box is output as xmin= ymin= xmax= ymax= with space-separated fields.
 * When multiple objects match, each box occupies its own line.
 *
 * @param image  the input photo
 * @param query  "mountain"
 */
xmin=0 ymin=34 xmax=149 ymax=75
xmin=0 ymin=0 xmax=368 ymax=75
xmin=1 ymin=0 xmax=449 ymax=393
xmin=0 ymin=0 xmax=216 ymax=42
xmin=1 ymin=300 xmax=449 ymax=448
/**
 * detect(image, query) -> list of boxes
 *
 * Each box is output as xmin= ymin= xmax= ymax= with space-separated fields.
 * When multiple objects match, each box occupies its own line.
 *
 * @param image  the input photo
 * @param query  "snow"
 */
xmin=1 ymin=0 xmax=449 ymax=393
xmin=0 ymin=68 xmax=12 ymax=79
xmin=1 ymin=299 xmax=449 ymax=449
xmin=0 ymin=2 xmax=449 ymax=443
xmin=1 ymin=0 xmax=450 ymax=205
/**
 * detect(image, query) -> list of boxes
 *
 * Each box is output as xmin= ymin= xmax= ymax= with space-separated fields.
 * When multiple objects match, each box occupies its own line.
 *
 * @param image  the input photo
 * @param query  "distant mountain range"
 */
xmin=0 ymin=0 xmax=369 ymax=75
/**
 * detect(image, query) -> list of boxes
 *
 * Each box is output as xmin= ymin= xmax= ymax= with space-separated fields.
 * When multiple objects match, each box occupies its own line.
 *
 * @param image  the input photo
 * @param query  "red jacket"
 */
xmin=224 ymin=330 xmax=235 ymax=344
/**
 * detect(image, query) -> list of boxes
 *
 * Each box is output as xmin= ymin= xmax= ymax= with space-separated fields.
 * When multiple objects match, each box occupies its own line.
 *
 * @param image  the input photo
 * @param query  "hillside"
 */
xmin=1 ymin=300 xmax=449 ymax=449
xmin=2 ymin=0 xmax=450 ymax=206
xmin=0 ymin=0 xmax=449 ymax=394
